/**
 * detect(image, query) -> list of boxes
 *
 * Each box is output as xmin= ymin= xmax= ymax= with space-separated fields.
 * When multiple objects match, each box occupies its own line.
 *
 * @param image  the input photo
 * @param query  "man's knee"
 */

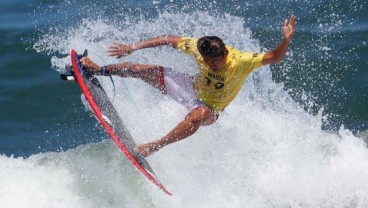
xmin=186 ymin=106 xmax=217 ymax=126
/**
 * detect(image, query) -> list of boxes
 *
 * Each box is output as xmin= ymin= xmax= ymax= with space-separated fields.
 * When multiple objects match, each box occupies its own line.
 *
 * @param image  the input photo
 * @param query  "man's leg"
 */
xmin=80 ymin=57 xmax=165 ymax=93
xmin=134 ymin=105 xmax=217 ymax=157
xmin=81 ymin=57 xmax=217 ymax=157
xmin=115 ymin=63 xmax=165 ymax=93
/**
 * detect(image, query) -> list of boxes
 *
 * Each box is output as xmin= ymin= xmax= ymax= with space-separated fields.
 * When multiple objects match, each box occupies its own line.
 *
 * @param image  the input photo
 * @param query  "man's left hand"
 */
xmin=283 ymin=15 xmax=297 ymax=42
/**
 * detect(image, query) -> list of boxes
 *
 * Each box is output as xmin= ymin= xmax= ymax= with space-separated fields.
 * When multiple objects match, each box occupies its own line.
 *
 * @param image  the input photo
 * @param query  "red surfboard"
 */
xmin=70 ymin=49 xmax=171 ymax=195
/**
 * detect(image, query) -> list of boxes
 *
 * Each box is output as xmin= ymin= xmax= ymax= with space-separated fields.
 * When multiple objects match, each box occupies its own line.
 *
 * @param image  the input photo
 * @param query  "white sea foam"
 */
xmin=18 ymin=11 xmax=368 ymax=207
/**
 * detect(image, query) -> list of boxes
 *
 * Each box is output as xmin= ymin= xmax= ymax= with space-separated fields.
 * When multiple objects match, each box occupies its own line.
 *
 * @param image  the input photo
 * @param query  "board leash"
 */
xmin=90 ymin=51 xmax=117 ymax=103
xmin=90 ymin=50 xmax=138 ymax=109
xmin=120 ymin=77 xmax=139 ymax=109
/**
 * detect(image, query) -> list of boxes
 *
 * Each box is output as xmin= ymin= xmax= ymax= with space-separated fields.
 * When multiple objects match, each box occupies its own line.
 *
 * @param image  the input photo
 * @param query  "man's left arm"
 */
xmin=262 ymin=15 xmax=297 ymax=65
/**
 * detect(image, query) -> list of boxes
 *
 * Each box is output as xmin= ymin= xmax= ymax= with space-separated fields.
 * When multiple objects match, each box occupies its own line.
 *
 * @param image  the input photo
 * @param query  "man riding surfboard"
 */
xmin=80 ymin=15 xmax=297 ymax=157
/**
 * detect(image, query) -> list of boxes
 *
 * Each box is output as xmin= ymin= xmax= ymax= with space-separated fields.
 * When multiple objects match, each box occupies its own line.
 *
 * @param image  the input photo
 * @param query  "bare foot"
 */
xmin=80 ymin=57 xmax=100 ymax=72
xmin=134 ymin=142 xmax=160 ymax=157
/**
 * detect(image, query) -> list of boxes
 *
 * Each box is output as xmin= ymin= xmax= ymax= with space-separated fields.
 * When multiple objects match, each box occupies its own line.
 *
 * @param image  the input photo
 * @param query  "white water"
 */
xmin=6 ymin=11 xmax=367 ymax=207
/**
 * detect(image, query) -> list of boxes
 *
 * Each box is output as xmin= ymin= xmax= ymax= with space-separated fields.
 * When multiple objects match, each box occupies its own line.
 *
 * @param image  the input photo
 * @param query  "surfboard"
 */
xmin=67 ymin=49 xmax=171 ymax=195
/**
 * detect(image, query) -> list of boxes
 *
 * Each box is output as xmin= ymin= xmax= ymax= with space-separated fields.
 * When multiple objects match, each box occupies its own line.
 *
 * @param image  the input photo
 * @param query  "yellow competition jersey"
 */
xmin=177 ymin=37 xmax=265 ymax=112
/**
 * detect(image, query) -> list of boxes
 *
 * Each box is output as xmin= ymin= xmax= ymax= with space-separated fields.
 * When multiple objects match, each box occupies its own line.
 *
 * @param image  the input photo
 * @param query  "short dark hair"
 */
xmin=197 ymin=36 xmax=227 ymax=57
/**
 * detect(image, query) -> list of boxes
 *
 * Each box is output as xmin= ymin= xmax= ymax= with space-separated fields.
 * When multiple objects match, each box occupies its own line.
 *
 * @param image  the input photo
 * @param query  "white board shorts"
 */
xmin=160 ymin=67 xmax=219 ymax=122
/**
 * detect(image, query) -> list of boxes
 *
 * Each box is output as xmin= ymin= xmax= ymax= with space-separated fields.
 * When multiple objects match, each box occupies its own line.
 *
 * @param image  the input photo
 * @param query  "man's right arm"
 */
xmin=108 ymin=35 xmax=181 ymax=58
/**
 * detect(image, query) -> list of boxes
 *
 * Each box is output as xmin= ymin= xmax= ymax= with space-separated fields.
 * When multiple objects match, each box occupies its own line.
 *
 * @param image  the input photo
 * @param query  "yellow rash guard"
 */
xmin=177 ymin=37 xmax=265 ymax=112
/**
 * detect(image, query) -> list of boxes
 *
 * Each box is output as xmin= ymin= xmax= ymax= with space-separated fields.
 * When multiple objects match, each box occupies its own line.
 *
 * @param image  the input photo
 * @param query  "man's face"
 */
xmin=202 ymin=55 xmax=227 ymax=72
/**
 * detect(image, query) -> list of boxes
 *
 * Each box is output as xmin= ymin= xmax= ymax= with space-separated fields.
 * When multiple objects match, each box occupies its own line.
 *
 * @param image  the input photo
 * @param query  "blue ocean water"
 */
xmin=1 ymin=0 xmax=368 ymax=207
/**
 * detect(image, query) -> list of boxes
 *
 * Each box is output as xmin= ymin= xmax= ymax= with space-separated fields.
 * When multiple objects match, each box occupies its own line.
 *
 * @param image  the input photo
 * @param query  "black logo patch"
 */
xmin=205 ymin=72 xmax=225 ymax=90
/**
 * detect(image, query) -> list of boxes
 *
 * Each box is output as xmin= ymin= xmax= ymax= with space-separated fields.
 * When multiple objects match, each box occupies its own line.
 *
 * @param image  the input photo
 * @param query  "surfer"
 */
xmin=81 ymin=15 xmax=297 ymax=157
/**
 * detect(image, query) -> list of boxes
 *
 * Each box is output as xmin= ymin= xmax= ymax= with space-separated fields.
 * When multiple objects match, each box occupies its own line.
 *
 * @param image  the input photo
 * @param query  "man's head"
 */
xmin=197 ymin=36 xmax=228 ymax=72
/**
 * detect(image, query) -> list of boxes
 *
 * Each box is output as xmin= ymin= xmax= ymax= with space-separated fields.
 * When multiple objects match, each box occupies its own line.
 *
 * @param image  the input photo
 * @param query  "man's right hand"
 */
xmin=108 ymin=43 xmax=134 ymax=58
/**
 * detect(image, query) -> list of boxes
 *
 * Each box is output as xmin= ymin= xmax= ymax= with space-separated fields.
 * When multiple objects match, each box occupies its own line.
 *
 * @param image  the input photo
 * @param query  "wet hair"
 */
xmin=197 ymin=36 xmax=227 ymax=57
